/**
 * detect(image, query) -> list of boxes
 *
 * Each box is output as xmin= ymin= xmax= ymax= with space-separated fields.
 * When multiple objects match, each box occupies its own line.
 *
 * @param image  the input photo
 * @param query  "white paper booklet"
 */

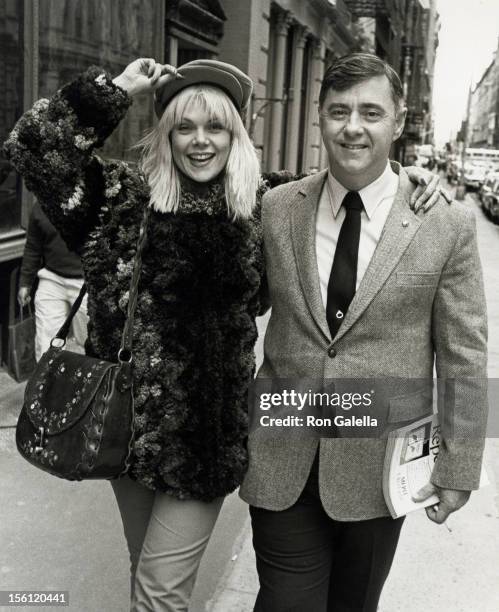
xmin=383 ymin=413 xmax=488 ymax=519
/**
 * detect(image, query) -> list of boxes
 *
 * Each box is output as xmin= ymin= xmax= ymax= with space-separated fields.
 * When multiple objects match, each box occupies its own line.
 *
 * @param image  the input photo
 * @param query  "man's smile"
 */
xmin=339 ymin=143 xmax=368 ymax=150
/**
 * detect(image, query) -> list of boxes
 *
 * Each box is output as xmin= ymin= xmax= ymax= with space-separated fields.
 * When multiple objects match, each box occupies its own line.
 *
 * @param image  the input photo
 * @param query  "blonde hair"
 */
xmin=139 ymin=85 xmax=260 ymax=220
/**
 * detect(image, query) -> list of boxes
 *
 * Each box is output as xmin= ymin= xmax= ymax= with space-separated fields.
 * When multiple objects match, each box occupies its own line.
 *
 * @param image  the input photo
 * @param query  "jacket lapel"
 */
xmin=332 ymin=167 xmax=422 ymax=343
xmin=290 ymin=170 xmax=331 ymax=341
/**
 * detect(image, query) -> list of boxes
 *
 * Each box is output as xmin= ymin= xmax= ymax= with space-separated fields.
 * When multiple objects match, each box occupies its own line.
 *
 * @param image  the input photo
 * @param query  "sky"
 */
xmin=433 ymin=0 xmax=499 ymax=147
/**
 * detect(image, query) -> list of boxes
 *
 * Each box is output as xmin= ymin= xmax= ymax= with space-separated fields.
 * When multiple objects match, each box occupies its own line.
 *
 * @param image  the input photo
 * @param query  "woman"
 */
xmin=4 ymin=58 xmax=440 ymax=611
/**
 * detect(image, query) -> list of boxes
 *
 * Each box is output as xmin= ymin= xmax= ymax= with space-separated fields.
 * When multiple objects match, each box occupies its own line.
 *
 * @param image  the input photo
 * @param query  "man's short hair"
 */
xmin=319 ymin=53 xmax=404 ymax=110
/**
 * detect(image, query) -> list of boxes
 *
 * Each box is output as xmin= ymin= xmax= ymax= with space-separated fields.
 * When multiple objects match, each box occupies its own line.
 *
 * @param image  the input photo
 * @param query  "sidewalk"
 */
xmin=0 ymin=369 xmax=25 ymax=429
xmin=0 ymin=365 xmax=249 ymax=612
xmin=209 ymin=443 xmax=499 ymax=612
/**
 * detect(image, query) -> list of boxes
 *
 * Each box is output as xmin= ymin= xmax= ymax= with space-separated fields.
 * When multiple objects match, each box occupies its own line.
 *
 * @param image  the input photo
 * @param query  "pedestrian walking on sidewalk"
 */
xmin=4 ymin=55 xmax=441 ymax=611
xmin=17 ymin=201 xmax=87 ymax=360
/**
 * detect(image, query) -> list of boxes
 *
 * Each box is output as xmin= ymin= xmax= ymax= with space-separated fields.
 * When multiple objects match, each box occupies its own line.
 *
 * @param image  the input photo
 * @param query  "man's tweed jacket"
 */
xmin=240 ymin=164 xmax=488 ymax=521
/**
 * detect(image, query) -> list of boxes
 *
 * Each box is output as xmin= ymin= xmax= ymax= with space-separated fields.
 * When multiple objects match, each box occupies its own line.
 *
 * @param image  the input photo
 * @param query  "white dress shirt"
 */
xmin=315 ymin=162 xmax=399 ymax=308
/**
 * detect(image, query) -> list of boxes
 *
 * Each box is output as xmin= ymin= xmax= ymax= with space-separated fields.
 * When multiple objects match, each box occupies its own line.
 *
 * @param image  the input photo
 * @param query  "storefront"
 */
xmin=0 ymin=0 xmax=225 ymax=365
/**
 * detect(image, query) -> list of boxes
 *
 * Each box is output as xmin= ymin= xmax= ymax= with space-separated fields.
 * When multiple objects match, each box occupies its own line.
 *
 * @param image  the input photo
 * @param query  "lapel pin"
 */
xmin=402 ymin=220 xmax=409 ymax=227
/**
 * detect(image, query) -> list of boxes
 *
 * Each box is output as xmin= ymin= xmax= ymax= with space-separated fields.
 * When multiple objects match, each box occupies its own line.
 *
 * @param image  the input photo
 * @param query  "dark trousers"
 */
xmin=250 ymin=458 xmax=404 ymax=612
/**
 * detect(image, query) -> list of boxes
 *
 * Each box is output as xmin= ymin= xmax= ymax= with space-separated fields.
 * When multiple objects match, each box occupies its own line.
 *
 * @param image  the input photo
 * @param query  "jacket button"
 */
xmin=327 ymin=346 xmax=337 ymax=358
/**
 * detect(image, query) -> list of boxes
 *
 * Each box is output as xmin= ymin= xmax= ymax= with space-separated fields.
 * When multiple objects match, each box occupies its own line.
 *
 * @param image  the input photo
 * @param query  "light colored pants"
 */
xmin=110 ymin=475 xmax=224 ymax=612
xmin=34 ymin=268 xmax=87 ymax=360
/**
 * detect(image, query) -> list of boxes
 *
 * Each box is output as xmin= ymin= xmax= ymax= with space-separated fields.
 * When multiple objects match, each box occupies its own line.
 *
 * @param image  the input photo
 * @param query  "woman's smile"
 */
xmin=187 ymin=151 xmax=217 ymax=166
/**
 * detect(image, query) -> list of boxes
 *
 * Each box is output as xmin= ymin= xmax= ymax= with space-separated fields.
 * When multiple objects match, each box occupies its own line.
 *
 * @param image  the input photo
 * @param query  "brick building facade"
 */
xmin=468 ymin=38 xmax=499 ymax=149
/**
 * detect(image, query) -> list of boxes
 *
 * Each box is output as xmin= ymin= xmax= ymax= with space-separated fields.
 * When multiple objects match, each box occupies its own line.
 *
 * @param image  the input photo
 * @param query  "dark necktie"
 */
xmin=326 ymin=190 xmax=363 ymax=338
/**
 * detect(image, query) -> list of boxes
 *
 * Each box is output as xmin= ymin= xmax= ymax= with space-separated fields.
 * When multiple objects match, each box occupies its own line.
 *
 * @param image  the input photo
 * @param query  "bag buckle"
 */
xmin=34 ymin=426 xmax=46 ymax=454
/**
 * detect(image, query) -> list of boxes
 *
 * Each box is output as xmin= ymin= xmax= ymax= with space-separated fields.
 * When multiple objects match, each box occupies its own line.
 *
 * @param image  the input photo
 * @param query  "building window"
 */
xmin=177 ymin=46 xmax=214 ymax=65
xmin=0 ymin=1 xmax=23 ymax=239
xmin=39 ymin=0 xmax=163 ymax=162
xmin=1 ymin=0 xmax=164 ymax=252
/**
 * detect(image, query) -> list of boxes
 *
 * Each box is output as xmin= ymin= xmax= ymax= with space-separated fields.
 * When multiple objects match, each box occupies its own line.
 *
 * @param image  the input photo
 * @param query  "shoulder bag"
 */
xmin=15 ymin=206 xmax=150 ymax=480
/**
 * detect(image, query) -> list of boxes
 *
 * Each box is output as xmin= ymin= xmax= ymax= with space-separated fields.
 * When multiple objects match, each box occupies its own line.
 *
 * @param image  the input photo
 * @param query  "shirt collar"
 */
xmin=326 ymin=162 xmax=399 ymax=220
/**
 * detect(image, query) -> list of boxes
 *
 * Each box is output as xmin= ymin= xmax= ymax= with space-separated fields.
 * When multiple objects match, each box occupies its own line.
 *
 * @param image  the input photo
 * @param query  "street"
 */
xmin=1 ymin=185 xmax=499 ymax=612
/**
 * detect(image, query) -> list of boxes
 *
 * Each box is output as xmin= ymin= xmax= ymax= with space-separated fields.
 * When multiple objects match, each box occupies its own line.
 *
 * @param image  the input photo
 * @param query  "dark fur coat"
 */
xmin=4 ymin=67 xmax=266 ymax=500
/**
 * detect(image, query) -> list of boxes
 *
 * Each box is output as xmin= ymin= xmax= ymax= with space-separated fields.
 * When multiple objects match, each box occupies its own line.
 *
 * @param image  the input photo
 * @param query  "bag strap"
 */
xmin=54 ymin=283 xmax=88 ymax=342
xmin=53 ymin=205 xmax=151 ymax=361
xmin=119 ymin=205 xmax=151 ymax=359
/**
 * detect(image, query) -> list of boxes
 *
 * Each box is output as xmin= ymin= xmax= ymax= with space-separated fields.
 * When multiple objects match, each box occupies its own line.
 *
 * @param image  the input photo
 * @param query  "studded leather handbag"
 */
xmin=15 ymin=207 xmax=150 ymax=481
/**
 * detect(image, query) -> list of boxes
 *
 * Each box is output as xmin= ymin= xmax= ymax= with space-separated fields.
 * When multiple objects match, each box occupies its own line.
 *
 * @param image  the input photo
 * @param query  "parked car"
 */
xmin=479 ymin=171 xmax=499 ymax=204
xmin=463 ymin=162 xmax=488 ymax=190
xmin=481 ymin=176 xmax=499 ymax=223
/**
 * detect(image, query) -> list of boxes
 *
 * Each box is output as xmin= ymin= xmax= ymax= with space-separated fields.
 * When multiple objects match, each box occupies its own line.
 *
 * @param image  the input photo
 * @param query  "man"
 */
xmin=18 ymin=201 xmax=87 ymax=359
xmin=240 ymin=53 xmax=487 ymax=611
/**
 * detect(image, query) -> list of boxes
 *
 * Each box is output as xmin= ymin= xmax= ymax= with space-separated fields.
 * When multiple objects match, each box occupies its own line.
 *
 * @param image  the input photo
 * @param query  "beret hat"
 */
xmin=154 ymin=59 xmax=253 ymax=118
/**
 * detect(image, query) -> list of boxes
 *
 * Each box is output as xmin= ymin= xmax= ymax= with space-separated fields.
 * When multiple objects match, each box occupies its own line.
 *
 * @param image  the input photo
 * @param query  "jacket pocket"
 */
xmin=396 ymin=272 xmax=440 ymax=286
xmin=388 ymin=389 xmax=433 ymax=423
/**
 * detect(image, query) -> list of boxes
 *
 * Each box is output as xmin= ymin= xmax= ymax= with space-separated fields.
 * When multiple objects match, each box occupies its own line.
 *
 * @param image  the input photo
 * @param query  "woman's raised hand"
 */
xmin=406 ymin=166 xmax=452 ymax=212
xmin=112 ymin=59 xmax=181 ymax=97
